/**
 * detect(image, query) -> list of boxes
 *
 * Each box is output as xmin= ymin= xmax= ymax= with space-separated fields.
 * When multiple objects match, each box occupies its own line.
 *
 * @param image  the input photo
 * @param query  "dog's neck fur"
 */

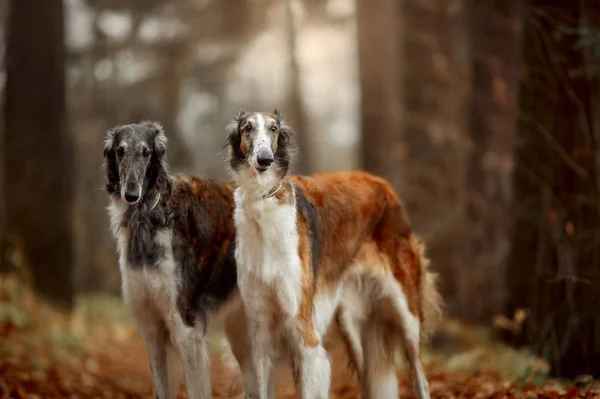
xmin=110 ymin=176 xmax=173 ymax=269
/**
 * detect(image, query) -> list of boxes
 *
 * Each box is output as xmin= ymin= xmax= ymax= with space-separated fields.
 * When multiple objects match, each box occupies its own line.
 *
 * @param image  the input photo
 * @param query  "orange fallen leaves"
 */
xmin=1 ymin=274 xmax=599 ymax=399
xmin=2 ymin=337 xmax=599 ymax=399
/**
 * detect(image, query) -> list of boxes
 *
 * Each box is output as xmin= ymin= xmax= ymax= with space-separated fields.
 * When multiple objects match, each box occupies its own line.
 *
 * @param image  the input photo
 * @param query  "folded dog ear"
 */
xmin=103 ymin=125 xmax=119 ymax=157
xmin=224 ymin=110 xmax=248 ymax=149
xmin=139 ymin=121 xmax=170 ymax=194
xmin=272 ymin=109 xmax=293 ymax=140
xmin=279 ymin=119 xmax=295 ymax=144
xmin=236 ymin=109 xmax=248 ymax=120
xmin=103 ymin=125 xmax=121 ymax=195
xmin=141 ymin=120 xmax=168 ymax=158
xmin=225 ymin=119 xmax=239 ymax=143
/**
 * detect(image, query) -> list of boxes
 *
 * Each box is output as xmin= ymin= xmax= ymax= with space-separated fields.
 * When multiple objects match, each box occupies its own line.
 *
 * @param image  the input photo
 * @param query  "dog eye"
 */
xmin=142 ymin=148 xmax=150 ymax=157
xmin=270 ymin=126 xmax=278 ymax=133
xmin=244 ymin=124 xmax=252 ymax=133
xmin=117 ymin=147 xmax=125 ymax=157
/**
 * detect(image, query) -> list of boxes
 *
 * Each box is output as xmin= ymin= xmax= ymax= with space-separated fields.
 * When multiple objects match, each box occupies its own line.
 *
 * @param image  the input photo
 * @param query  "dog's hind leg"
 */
xmin=388 ymin=282 xmax=430 ymax=399
xmin=166 ymin=343 xmax=182 ymax=398
xmin=336 ymin=299 xmax=365 ymax=376
xmin=360 ymin=320 xmax=399 ymax=399
xmin=223 ymin=298 xmax=260 ymax=399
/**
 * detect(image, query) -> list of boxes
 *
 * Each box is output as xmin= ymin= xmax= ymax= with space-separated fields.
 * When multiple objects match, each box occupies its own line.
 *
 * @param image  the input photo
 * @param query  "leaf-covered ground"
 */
xmin=1 ymin=274 xmax=599 ymax=399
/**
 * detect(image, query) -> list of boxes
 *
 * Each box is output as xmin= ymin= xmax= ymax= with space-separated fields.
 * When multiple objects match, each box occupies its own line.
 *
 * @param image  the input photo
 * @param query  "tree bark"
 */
xmin=286 ymin=0 xmax=311 ymax=175
xmin=507 ymin=0 xmax=600 ymax=377
xmin=5 ymin=0 xmax=74 ymax=308
xmin=464 ymin=0 xmax=521 ymax=323
xmin=357 ymin=0 xmax=403 ymax=190
xmin=400 ymin=0 xmax=473 ymax=320
xmin=160 ymin=41 xmax=192 ymax=172
xmin=0 ymin=104 xmax=6 ymax=274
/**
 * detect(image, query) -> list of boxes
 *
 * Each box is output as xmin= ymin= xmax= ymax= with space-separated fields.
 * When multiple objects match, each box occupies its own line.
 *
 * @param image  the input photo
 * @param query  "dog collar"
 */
xmin=263 ymin=180 xmax=283 ymax=199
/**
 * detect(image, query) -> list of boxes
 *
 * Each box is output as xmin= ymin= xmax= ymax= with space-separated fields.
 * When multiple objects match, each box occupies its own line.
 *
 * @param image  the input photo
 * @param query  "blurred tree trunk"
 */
xmin=583 ymin=0 xmax=600 ymax=235
xmin=0 ymin=114 xmax=6 ymax=274
xmin=160 ymin=42 xmax=192 ymax=172
xmin=400 ymin=1 xmax=472 ymax=320
xmin=286 ymin=0 xmax=311 ymax=174
xmin=506 ymin=0 xmax=600 ymax=377
xmin=357 ymin=0 xmax=403 ymax=190
xmin=5 ymin=0 xmax=74 ymax=308
xmin=463 ymin=1 xmax=521 ymax=323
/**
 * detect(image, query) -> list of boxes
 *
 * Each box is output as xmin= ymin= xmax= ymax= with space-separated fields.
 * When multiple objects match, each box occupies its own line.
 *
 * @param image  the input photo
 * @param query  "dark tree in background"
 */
xmin=360 ymin=0 xmax=524 ymax=328
xmin=160 ymin=41 xmax=193 ymax=170
xmin=357 ymin=0 xmax=403 ymax=190
xmin=395 ymin=1 xmax=476 ymax=322
xmin=507 ymin=0 xmax=600 ymax=378
xmin=464 ymin=0 xmax=521 ymax=323
xmin=0 ymin=107 xmax=5 ymax=274
xmin=5 ymin=0 xmax=74 ymax=308
xmin=285 ymin=0 xmax=311 ymax=175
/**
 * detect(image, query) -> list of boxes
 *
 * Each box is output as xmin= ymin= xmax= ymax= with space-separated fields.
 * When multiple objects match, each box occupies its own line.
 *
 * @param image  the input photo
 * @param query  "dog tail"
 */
xmin=412 ymin=235 xmax=443 ymax=341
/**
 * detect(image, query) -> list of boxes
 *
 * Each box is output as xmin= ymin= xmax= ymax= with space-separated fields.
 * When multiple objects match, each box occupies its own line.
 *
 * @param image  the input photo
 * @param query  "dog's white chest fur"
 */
xmin=108 ymin=200 xmax=180 ymax=319
xmin=234 ymin=188 xmax=302 ymax=321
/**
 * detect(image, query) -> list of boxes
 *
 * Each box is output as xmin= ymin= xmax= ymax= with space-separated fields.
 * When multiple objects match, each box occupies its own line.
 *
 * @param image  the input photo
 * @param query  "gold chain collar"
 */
xmin=263 ymin=180 xmax=283 ymax=199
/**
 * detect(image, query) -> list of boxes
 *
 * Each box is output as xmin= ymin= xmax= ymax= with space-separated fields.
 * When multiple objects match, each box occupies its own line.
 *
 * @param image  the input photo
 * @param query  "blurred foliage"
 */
xmin=2 ymin=272 xmax=600 ymax=398
xmin=562 ymin=26 xmax=600 ymax=76
xmin=421 ymin=320 xmax=550 ymax=383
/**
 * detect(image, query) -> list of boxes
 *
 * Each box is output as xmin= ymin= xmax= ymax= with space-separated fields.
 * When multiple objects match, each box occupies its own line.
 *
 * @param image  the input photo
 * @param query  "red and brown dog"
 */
xmin=226 ymin=110 xmax=442 ymax=399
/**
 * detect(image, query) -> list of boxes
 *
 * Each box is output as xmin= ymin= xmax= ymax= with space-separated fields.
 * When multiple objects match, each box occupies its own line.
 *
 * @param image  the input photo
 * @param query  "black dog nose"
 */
xmin=125 ymin=184 xmax=140 ymax=203
xmin=257 ymin=154 xmax=274 ymax=167
xmin=125 ymin=191 xmax=139 ymax=203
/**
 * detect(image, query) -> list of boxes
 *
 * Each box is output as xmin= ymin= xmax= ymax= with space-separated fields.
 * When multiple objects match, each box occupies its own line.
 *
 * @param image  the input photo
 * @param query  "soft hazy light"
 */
xmin=138 ymin=16 xmax=187 ymax=43
xmin=138 ymin=18 xmax=161 ymax=42
xmin=97 ymin=10 xmax=132 ymax=41
xmin=67 ymin=65 xmax=82 ymax=88
xmin=114 ymin=50 xmax=157 ymax=85
xmin=326 ymin=0 xmax=355 ymax=18
xmin=298 ymin=24 xmax=360 ymax=128
xmin=65 ymin=0 xmax=94 ymax=50
xmin=177 ymin=87 xmax=219 ymax=145
xmin=328 ymin=117 xmax=359 ymax=148
xmin=94 ymin=59 xmax=113 ymax=81
xmin=194 ymin=43 xmax=224 ymax=64
xmin=226 ymin=30 xmax=288 ymax=106
xmin=177 ymin=84 xmax=220 ymax=172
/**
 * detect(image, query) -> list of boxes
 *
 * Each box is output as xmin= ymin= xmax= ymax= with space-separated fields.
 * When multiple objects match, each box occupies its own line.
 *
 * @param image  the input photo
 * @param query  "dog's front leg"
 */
xmin=298 ymin=344 xmax=331 ymax=399
xmin=137 ymin=319 xmax=171 ymax=399
xmin=169 ymin=321 xmax=211 ymax=399
xmin=286 ymin=326 xmax=330 ymax=399
xmin=249 ymin=316 xmax=276 ymax=399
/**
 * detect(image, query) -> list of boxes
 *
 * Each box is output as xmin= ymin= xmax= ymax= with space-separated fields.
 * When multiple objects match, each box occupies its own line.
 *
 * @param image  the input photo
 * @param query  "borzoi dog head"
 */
xmin=226 ymin=110 xmax=295 ymax=190
xmin=104 ymin=121 xmax=168 ymax=204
